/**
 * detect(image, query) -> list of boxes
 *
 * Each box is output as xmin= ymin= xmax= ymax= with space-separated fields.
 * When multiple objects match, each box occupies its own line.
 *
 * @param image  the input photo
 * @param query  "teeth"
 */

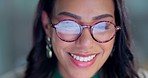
xmin=70 ymin=53 xmax=96 ymax=62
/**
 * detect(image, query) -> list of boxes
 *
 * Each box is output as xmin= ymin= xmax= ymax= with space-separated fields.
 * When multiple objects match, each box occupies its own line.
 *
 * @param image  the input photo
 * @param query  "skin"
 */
xmin=42 ymin=0 xmax=115 ymax=78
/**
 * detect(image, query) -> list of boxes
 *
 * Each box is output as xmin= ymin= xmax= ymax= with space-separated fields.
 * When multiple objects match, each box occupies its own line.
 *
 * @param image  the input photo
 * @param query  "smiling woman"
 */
xmin=24 ymin=0 xmax=140 ymax=78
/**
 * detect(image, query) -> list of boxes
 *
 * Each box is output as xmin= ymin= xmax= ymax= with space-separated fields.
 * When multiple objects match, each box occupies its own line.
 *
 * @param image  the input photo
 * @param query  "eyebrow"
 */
xmin=58 ymin=12 xmax=81 ymax=19
xmin=58 ymin=12 xmax=113 ymax=20
xmin=93 ymin=14 xmax=113 ymax=20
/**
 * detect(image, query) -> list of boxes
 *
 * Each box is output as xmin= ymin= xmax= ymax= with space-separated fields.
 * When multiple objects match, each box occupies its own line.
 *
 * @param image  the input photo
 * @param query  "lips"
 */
xmin=68 ymin=53 xmax=99 ymax=68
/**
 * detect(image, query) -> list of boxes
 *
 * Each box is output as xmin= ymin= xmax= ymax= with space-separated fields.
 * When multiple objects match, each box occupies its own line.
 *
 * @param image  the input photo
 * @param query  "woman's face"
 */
xmin=47 ymin=0 xmax=115 ymax=78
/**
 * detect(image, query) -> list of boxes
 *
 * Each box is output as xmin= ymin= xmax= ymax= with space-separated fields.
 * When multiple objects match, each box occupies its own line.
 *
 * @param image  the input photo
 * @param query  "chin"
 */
xmin=69 ymin=73 xmax=93 ymax=78
xmin=66 ymin=68 xmax=97 ymax=78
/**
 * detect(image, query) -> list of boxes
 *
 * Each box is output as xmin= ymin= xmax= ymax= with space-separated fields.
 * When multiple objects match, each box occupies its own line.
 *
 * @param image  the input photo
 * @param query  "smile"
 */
xmin=70 ymin=53 xmax=96 ymax=62
xmin=68 ymin=52 xmax=99 ymax=68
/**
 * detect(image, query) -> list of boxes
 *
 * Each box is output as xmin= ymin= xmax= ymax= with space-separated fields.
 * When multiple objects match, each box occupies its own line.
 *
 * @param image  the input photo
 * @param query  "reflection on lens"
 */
xmin=92 ymin=21 xmax=115 ymax=42
xmin=55 ymin=20 xmax=81 ymax=41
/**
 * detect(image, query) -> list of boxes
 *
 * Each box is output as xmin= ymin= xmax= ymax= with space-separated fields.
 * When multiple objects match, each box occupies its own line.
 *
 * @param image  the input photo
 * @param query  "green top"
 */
xmin=52 ymin=68 xmax=100 ymax=78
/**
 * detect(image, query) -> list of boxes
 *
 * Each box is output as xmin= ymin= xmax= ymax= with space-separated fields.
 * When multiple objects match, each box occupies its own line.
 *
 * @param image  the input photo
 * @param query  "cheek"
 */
xmin=51 ymin=30 xmax=71 ymax=58
xmin=51 ymin=30 xmax=69 ymax=49
xmin=51 ymin=30 xmax=63 ymax=55
xmin=100 ymin=38 xmax=115 ymax=58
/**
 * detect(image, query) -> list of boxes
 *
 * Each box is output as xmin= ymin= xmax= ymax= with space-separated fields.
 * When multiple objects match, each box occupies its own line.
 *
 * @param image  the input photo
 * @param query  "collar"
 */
xmin=52 ymin=67 xmax=100 ymax=78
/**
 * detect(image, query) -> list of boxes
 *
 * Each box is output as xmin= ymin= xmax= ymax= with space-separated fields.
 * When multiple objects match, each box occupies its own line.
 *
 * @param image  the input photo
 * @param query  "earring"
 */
xmin=46 ymin=37 xmax=52 ymax=58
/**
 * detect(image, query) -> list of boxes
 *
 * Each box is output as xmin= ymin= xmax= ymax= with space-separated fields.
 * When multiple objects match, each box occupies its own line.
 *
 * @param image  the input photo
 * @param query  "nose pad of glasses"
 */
xmin=78 ymin=26 xmax=94 ymax=41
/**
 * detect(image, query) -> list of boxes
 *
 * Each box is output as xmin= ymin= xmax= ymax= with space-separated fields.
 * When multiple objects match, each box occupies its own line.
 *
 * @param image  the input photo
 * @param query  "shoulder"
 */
xmin=138 ymin=68 xmax=148 ymax=78
xmin=0 ymin=65 xmax=26 ymax=78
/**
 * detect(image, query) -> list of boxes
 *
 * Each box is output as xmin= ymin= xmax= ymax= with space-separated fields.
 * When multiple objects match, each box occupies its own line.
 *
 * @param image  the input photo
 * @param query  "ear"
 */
xmin=41 ymin=11 xmax=51 ymax=38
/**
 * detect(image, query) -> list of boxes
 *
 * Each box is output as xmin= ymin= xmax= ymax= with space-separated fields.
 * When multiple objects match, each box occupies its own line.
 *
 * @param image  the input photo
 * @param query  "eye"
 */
xmin=94 ymin=22 xmax=108 ymax=32
xmin=55 ymin=20 xmax=80 ymax=34
xmin=93 ymin=21 xmax=114 ymax=32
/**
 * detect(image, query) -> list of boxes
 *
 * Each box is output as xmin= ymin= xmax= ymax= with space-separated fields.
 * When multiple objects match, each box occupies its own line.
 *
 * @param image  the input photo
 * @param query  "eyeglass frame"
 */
xmin=49 ymin=19 xmax=121 ymax=43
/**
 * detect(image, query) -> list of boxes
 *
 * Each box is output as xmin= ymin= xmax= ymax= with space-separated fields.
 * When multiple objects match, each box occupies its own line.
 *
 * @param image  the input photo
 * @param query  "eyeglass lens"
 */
xmin=53 ymin=20 xmax=116 ymax=42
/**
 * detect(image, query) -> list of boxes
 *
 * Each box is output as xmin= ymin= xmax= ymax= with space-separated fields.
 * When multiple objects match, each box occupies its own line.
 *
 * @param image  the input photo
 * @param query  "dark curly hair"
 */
xmin=24 ymin=0 xmax=140 ymax=78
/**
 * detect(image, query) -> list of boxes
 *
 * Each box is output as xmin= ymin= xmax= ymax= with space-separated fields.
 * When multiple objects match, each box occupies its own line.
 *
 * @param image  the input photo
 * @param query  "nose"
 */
xmin=75 ymin=28 xmax=94 ymax=50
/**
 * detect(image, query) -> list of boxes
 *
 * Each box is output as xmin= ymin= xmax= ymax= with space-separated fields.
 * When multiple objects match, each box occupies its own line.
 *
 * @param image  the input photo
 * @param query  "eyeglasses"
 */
xmin=51 ymin=20 xmax=121 ymax=43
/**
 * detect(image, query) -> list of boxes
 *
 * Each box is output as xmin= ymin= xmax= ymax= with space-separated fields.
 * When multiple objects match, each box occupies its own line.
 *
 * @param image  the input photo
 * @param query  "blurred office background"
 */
xmin=0 ymin=0 xmax=148 ymax=76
